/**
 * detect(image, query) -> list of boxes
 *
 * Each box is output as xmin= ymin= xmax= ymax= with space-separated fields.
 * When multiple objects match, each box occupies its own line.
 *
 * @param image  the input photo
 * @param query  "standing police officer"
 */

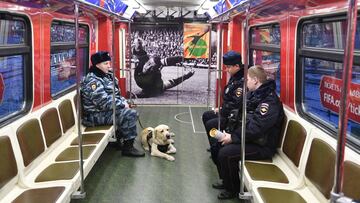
xmin=202 ymin=50 xmax=244 ymax=163
xmin=213 ymin=65 xmax=284 ymax=199
xmin=81 ymin=51 xmax=145 ymax=157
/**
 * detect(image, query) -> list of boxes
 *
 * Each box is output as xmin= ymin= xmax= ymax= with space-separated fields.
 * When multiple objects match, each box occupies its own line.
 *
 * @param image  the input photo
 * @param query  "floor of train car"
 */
xmin=72 ymin=106 xmax=245 ymax=203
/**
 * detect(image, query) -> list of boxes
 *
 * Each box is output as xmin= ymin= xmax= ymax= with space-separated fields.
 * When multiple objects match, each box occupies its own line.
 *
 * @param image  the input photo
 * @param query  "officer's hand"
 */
xmin=213 ymin=107 xmax=219 ymax=113
xmin=124 ymin=102 xmax=130 ymax=109
xmin=219 ymin=132 xmax=232 ymax=145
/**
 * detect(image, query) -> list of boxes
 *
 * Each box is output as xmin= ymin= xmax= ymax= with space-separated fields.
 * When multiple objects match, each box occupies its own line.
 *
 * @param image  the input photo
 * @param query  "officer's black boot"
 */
xmin=122 ymin=139 xmax=145 ymax=157
xmin=163 ymin=70 xmax=195 ymax=90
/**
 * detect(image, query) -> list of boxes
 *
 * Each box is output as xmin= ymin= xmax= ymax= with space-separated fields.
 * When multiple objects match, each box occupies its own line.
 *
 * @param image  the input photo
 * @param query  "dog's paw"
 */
xmin=166 ymin=155 xmax=175 ymax=161
xmin=167 ymin=148 xmax=176 ymax=154
xmin=168 ymin=139 xmax=175 ymax=144
xmin=143 ymin=146 xmax=150 ymax=151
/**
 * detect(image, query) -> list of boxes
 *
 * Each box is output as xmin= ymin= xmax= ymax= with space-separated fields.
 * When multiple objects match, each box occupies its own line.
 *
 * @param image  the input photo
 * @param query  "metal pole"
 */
xmin=111 ymin=17 xmax=118 ymax=142
xmin=331 ymin=0 xmax=358 ymax=201
xmin=239 ymin=0 xmax=252 ymax=200
xmin=217 ymin=23 xmax=223 ymax=130
xmin=128 ymin=22 xmax=133 ymax=103
xmin=207 ymin=24 xmax=212 ymax=109
xmin=72 ymin=2 xmax=86 ymax=199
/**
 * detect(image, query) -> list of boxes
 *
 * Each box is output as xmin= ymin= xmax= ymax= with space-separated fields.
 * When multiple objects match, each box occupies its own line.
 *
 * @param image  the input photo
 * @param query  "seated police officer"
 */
xmin=132 ymin=38 xmax=195 ymax=98
xmin=202 ymin=50 xmax=244 ymax=158
xmin=81 ymin=51 xmax=145 ymax=157
xmin=212 ymin=65 xmax=284 ymax=199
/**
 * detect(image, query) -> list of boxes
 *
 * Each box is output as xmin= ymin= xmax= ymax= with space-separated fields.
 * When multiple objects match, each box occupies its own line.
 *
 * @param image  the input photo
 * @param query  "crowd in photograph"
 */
xmin=131 ymin=27 xmax=216 ymax=66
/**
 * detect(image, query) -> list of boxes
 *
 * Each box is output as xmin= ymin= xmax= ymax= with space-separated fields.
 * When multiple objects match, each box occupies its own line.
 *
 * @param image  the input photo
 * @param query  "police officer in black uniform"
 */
xmin=202 ymin=50 xmax=244 ymax=160
xmin=213 ymin=65 xmax=284 ymax=199
xmin=132 ymin=38 xmax=195 ymax=98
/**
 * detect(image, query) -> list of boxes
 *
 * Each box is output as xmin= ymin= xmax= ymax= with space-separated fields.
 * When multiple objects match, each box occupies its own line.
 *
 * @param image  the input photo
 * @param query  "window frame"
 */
xmin=296 ymin=13 xmax=360 ymax=151
xmin=50 ymin=20 xmax=89 ymax=99
xmin=0 ymin=12 xmax=32 ymax=127
xmin=249 ymin=23 xmax=281 ymax=95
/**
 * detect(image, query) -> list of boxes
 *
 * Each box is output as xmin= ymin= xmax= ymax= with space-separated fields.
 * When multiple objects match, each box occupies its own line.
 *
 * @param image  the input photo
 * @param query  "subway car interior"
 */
xmin=0 ymin=0 xmax=360 ymax=202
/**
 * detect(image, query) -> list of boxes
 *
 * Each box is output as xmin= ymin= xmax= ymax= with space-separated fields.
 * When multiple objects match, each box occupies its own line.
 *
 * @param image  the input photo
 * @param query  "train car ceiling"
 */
xmin=1 ymin=0 xmax=129 ymax=21
xmin=1 ymin=0 xmax=219 ymax=22
xmin=209 ymin=0 xmax=350 ymax=22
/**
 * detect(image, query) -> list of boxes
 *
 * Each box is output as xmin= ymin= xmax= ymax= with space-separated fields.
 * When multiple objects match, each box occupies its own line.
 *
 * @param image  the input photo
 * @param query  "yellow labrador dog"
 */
xmin=141 ymin=124 xmax=176 ymax=161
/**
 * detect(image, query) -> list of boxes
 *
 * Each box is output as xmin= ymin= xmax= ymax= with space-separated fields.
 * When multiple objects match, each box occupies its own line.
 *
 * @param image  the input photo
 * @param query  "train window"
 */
xmin=250 ymin=24 xmax=281 ymax=95
xmin=0 ymin=15 xmax=31 ymax=126
xmin=0 ymin=19 xmax=26 ymax=45
xmin=303 ymin=20 xmax=360 ymax=50
xmin=251 ymin=26 xmax=280 ymax=45
xmin=50 ymin=21 xmax=89 ymax=98
xmin=298 ymin=17 xmax=360 ymax=146
xmin=51 ymin=23 xmax=88 ymax=43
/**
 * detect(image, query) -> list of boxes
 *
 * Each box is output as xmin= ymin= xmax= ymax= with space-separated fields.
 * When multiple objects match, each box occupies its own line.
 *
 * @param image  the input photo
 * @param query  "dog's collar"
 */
xmin=157 ymin=144 xmax=170 ymax=153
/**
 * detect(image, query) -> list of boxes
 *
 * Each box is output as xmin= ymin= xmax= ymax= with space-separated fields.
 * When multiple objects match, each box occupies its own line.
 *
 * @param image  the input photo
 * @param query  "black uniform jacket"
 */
xmin=221 ymin=68 xmax=244 ymax=118
xmin=231 ymin=80 xmax=284 ymax=157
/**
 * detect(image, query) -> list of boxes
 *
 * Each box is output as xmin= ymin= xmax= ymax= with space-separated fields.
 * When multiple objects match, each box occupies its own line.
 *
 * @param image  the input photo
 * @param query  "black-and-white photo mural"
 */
xmin=129 ymin=23 xmax=217 ymax=105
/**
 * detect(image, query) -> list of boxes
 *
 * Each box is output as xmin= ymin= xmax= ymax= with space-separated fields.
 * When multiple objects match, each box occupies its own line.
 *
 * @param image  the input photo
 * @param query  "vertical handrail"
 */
xmin=217 ymin=23 xmax=223 ymax=130
xmin=239 ymin=0 xmax=252 ymax=200
xmin=216 ymin=3 xmax=225 ymax=129
xmin=73 ymin=2 xmax=86 ymax=199
xmin=207 ymin=24 xmax=212 ymax=109
xmin=111 ymin=17 xmax=117 ymax=141
xmin=331 ymin=0 xmax=358 ymax=201
xmin=128 ymin=22 xmax=133 ymax=103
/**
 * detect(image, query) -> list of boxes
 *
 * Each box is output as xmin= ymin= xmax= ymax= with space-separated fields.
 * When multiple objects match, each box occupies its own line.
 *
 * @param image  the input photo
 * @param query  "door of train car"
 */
xmin=125 ymin=21 xmax=218 ymax=106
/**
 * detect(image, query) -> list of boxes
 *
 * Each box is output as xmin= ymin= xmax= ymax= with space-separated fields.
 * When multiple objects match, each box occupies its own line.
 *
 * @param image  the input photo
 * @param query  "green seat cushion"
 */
xmin=245 ymin=162 xmax=289 ymax=183
xmin=71 ymin=133 xmax=105 ymax=145
xmin=16 ymin=119 xmax=45 ymax=167
xmin=84 ymin=125 xmax=112 ymax=132
xmin=58 ymin=100 xmax=75 ymax=133
xmin=343 ymin=161 xmax=360 ymax=200
xmin=35 ymin=162 xmax=79 ymax=182
xmin=0 ymin=136 xmax=18 ymax=189
xmin=12 ymin=187 xmax=65 ymax=203
xmin=305 ymin=139 xmax=335 ymax=199
xmin=258 ymin=187 xmax=306 ymax=203
xmin=283 ymin=120 xmax=307 ymax=167
xmin=55 ymin=146 xmax=96 ymax=161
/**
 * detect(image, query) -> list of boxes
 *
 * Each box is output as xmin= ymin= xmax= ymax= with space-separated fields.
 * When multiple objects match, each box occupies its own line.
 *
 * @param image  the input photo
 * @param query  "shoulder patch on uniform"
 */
xmin=90 ymin=83 xmax=97 ymax=91
xmin=260 ymin=103 xmax=269 ymax=115
xmin=235 ymin=88 xmax=243 ymax=97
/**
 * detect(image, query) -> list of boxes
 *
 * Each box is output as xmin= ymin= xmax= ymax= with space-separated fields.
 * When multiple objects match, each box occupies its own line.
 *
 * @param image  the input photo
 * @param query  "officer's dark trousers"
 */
xmin=202 ymin=110 xmax=227 ymax=150
xmin=216 ymin=143 xmax=267 ymax=194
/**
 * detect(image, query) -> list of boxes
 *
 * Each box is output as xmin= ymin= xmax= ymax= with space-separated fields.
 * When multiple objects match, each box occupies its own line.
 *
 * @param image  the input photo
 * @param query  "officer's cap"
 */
xmin=91 ymin=51 xmax=111 ymax=66
xmin=223 ymin=51 xmax=242 ymax=66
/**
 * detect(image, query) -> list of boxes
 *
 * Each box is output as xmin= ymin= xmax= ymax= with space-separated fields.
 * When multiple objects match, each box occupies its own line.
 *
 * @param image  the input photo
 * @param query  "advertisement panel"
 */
xmin=183 ymin=23 xmax=210 ymax=59
xmin=319 ymin=76 xmax=360 ymax=124
xmin=213 ymin=0 xmax=231 ymax=14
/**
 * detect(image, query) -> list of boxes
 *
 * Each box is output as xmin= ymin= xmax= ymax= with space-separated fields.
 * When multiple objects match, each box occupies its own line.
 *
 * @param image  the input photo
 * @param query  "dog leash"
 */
xmin=128 ymin=99 xmax=145 ymax=129
xmin=137 ymin=112 xmax=145 ymax=129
